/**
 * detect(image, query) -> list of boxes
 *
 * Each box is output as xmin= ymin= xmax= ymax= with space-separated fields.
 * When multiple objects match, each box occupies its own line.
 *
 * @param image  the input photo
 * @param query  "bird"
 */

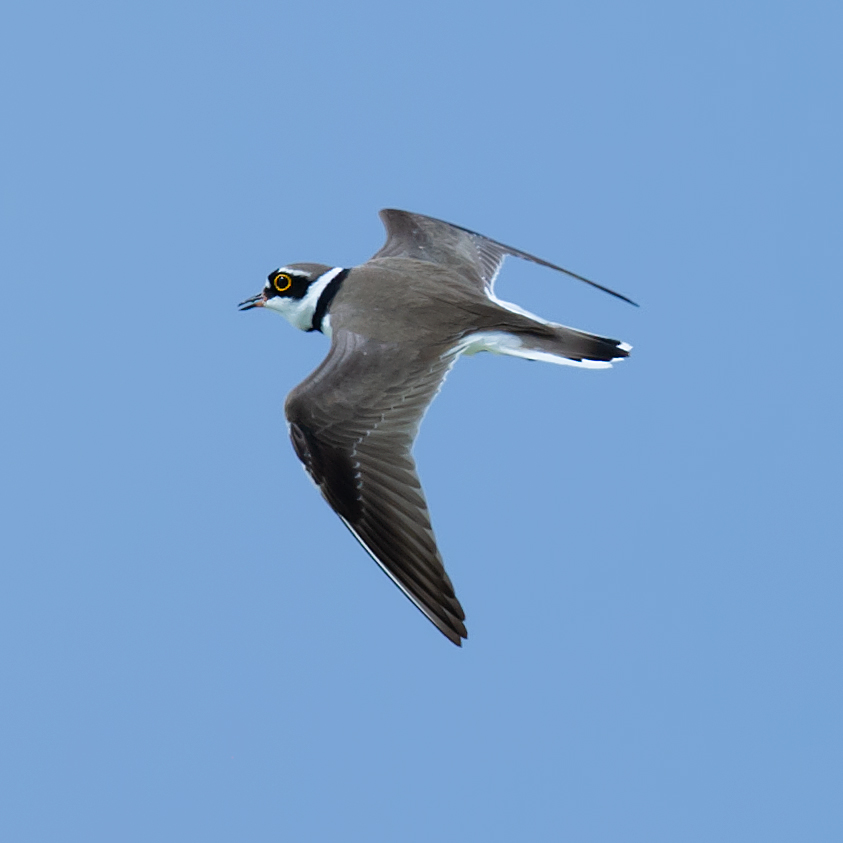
xmin=239 ymin=209 xmax=635 ymax=646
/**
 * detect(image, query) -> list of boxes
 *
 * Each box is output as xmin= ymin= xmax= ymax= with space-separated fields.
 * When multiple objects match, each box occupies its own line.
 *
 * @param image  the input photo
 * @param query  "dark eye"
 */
xmin=273 ymin=273 xmax=293 ymax=293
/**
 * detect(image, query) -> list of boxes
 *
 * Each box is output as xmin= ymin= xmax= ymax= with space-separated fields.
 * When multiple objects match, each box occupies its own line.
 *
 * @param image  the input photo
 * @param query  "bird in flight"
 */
xmin=239 ymin=209 xmax=635 ymax=645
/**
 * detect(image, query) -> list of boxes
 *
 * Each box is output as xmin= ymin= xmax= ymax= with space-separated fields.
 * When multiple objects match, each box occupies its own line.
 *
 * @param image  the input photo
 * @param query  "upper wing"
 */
xmin=284 ymin=329 xmax=467 ymax=646
xmin=372 ymin=208 xmax=638 ymax=305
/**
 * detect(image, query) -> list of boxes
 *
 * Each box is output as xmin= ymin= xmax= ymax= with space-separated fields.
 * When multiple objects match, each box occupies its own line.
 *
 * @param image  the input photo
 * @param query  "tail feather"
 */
xmin=461 ymin=322 xmax=630 ymax=369
xmin=518 ymin=322 xmax=630 ymax=363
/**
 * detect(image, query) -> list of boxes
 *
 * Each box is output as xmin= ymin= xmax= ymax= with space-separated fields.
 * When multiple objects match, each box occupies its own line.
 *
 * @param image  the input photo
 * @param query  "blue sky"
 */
xmin=2 ymin=1 xmax=842 ymax=840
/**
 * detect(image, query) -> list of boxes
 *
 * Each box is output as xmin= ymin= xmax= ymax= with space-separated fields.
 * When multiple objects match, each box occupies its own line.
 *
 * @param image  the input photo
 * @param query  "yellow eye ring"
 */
xmin=273 ymin=273 xmax=293 ymax=293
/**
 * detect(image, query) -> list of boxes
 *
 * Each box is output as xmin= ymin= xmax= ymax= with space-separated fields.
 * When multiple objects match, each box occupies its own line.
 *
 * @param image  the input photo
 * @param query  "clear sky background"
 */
xmin=2 ymin=1 xmax=841 ymax=840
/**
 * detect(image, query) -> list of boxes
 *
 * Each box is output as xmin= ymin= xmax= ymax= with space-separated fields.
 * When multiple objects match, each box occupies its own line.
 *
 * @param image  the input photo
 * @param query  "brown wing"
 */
xmin=284 ymin=329 xmax=467 ymax=646
xmin=373 ymin=208 xmax=638 ymax=305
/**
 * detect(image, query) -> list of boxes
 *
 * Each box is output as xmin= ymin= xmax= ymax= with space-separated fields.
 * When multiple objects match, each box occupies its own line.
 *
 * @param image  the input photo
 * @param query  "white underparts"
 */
xmin=264 ymin=266 xmax=345 ymax=332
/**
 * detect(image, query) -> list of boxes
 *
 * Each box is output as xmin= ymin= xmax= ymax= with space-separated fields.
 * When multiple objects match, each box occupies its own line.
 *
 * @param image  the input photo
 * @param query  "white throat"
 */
xmin=264 ymin=266 xmax=345 ymax=332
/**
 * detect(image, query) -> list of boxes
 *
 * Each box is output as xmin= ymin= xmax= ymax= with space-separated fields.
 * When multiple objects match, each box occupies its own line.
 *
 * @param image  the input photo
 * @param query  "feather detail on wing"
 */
xmin=285 ymin=330 xmax=467 ymax=645
xmin=373 ymin=208 xmax=638 ymax=305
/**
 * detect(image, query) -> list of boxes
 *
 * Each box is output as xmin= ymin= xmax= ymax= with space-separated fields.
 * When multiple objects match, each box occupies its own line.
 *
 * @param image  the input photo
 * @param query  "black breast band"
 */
xmin=309 ymin=268 xmax=350 ymax=333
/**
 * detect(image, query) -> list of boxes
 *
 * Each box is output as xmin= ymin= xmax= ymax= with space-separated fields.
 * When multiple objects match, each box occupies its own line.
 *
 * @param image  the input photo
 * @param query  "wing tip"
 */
xmin=440 ymin=623 xmax=467 ymax=647
xmin=338 ymin=513 xmax=470 ymax=647
xmin=377 ymin=208 xmax=640 ymax=307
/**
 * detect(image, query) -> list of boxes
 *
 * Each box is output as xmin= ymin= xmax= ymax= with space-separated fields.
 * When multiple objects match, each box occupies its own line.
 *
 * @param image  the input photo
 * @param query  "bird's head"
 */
xmin=238 ymin=263 xmax=337 ymax=331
